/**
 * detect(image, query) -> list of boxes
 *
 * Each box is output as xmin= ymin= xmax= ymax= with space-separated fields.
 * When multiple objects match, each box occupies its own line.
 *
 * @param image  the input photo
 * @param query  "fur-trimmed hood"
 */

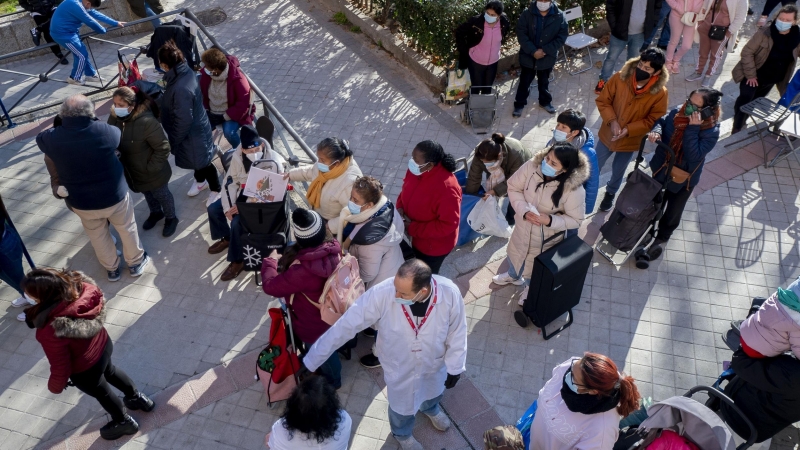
xmin=48 ymin=279 xmax=106 ymax=339
xmin=618 ymin=58 xmax=669 ymax=95
xmin=109 ymin=100 xmax=154 ymax=122
xmin=529 ymin=146 xmax=591 ymax=192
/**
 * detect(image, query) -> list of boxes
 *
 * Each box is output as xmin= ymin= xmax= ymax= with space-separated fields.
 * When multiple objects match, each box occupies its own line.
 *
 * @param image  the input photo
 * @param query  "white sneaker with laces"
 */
xmin=17 ymin=312 xmax=26 ymax=322
xmin=518 ymin=285 xmax=529 ymax=306
xmin=11 ymin=296 xmax=35 ymax=307
xmin=425 ymin=410 xmax=451 ymax=431
xmin=396 ymin=435 xmax=424 ymax=450
xmin=84 ymin=75 xmax=101 ymax=83
xmin=206 ymin=190 xmax=221 ymax=208
xmin=492 ymin=271 xmax=525 ymax=286
xmin=187 ymin=181 xmax=208 ymax=197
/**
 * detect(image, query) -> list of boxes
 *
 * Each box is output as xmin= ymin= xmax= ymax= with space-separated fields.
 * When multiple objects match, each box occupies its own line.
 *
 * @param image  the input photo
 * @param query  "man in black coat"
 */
xmin=512 ymin=0 xmax=568 ymax=117
xmin=18 ymin=0 xmax=67 ymax=63
xmin=595 ymin=0 xmax=663 ymax=94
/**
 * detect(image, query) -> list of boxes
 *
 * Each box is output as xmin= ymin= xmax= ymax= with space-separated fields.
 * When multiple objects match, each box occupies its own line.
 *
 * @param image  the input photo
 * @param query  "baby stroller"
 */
xmin=595 ymin=137 xmax=675 ymax=266
xmin=615 ymin=386 xmax=756 ymax=450
xmin=460 ymin=86 xmax=499 ymax=134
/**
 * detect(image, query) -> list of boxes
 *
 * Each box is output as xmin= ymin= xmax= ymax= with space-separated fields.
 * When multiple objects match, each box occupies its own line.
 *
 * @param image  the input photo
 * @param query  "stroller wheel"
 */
xmin=634 ymin=246 xmax=650 ymax=270
xmin=514 ymin=310 xmax=529 ymax=328
xmin=647 ymin=244 xmax=664 ymax=262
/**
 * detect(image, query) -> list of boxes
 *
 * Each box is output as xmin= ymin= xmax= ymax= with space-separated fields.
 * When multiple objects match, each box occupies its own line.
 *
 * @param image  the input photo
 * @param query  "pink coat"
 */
xmin=666 ymin=0 xmax=704 ymax=15
xmin=739 ymin=292 xmax=800 ymax=358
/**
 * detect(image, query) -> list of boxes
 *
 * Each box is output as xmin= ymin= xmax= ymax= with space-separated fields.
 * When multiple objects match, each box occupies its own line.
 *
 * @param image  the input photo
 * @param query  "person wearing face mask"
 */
xmin=455 ymin=1 xmax=511 ymax=94
xmin=199 ymin=48 xmax=255 ymax=150
xmin=491 ymin=143 xmax=588 ymax=302
xmin=595 ymin=48 xmax=668 ymax=212
xmin=301 ymin=259 xmax=467 ymax=450
xmin=464 ymin=133 xmax=532 ymax=226
xmin=396 ymin=140 xmax=461 ymax=274
xmin=207 ymin=125 xmax=285 ymax=282
xmin=157 ymin=41 xmax=221 ymax=204
xmin=530 ymin=353 xmax=641 ymax=449
xmin=731 ymin=4 xmax=800 ymax=134
xmin=547 ymin=109 xmax=599 ymax=216
xmin=639 ymin=88 xmax=721 ymax=266
xmin=107 ymin=87 xmax=178 ymax=238
xmin=286 ymin=137 xmax=362 ymax=235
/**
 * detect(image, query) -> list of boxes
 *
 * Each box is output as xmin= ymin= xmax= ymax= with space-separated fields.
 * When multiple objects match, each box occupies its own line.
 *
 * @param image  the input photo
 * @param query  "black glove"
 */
xmin=444 ymin=373 xmax=460 ymax=389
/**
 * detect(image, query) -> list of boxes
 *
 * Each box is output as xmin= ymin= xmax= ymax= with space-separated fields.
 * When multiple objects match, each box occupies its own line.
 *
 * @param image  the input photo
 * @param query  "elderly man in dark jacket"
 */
xmin=513 ymin=0 xmax=568 ymax=117
xmin=36 ymin=95 xmax=149 ymax=282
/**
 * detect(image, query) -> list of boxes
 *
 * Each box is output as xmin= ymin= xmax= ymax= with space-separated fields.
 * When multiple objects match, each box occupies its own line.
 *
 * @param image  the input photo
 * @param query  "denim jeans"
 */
xmin=643 ymin=3 xmax=672 ymax=49
xmin=506 ymin=258 xmax=530 ymax=286
xmin=0 ymin=226 xmax=25 ymax=295
xmin=144 ymin=4 xmax=162 ymax=29
xmin=594 ymin=140 xmax=635 ymax=195
xmin=222 ymin=120 xmax=242 ymax=149
xmin=388 ymin=394 xmax=444 ymax=438
xmin=207 ymin=199 xmax=244 ymax=262
xmin=600 ymin=33 xmax=644 ymax=82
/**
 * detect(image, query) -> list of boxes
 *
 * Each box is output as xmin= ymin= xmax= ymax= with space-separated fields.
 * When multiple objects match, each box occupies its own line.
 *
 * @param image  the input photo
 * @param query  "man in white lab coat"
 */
xmin=302 ymin=259 xmax=468 ymax=450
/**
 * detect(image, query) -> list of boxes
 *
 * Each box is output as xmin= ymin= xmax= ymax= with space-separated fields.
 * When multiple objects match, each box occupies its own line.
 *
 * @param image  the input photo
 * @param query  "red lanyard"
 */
xmin=401 ymin=279 xmax=438 ymax=337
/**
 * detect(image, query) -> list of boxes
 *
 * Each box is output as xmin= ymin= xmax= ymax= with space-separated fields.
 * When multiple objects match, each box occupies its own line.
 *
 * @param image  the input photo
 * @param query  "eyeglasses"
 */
xmin=565 ymin=369 xmax=588 ymax=389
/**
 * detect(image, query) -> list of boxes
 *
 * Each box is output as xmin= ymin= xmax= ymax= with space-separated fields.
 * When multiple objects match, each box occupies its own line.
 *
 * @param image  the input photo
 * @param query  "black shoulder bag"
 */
xmin=708 ymin=0 xmax=728 ymax=41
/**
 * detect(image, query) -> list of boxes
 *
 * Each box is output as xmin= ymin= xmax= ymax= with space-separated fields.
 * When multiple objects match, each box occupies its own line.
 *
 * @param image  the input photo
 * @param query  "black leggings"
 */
xmin=70 ymin=338 xmax=137 ymax=422
xmin=655 ymin=186 xmax=695 ymax=242
xmin=33 ymin=13 xmax=63 ymax=58
xmin=412 ymin=247 xmax=448 ymax=275
xmin=193 ymin=163 xmax=221 ymax=192
xmin=468 ymin=59 xmax=498 ymax=94
xmin=762 ymin=0 xmax=794 ymax=16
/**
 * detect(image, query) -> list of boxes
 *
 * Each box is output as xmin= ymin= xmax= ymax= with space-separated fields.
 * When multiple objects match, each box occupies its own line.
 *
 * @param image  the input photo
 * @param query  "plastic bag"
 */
xmin=515 ymin=399 xmax=537 ymax=449
xmin=467 ymin=196 xmax=512 ymax=238
xmin=445 ymin=68 xmax=470 ymax=102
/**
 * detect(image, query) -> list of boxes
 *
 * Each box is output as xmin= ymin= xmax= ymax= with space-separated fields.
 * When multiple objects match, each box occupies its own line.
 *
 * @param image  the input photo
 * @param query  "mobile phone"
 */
xmin=700 ymin=106 xmax=715 ymax=120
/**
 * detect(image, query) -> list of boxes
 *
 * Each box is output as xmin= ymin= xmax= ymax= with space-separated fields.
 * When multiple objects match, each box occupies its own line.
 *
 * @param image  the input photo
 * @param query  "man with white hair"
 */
xmin=36 ymin=95 xmax=149 ymax=281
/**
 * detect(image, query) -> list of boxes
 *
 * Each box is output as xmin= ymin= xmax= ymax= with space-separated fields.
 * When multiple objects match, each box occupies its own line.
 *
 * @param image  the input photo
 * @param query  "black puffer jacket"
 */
xmin=455 ymin=13 xmax=511 ymax=69
xmin=159 ymin=61 xmax=213 ymax=171
xmin=516 ymin=3 xmax=568 ymax=70
xmin=18 ymin=0 xmax=59 ymax=15
xmin=720 ymin=349 xmax=800 ymax=443
xmin=606 ymin=0 xmax=663 ymax=41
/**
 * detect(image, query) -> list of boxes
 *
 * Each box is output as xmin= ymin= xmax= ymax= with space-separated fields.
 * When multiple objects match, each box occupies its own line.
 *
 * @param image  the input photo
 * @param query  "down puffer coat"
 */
xmin=506 ymin=148 xmax=589 ymax=278
xmin=732 ymin=24 xmax=800 ymax=95
xmin=108 ymin=100 xmax=172 ymax=193
xmin=160 ymin=61 xmax=214 ymax=171
xmin=348 ymin=203 xmax=405 ymax=288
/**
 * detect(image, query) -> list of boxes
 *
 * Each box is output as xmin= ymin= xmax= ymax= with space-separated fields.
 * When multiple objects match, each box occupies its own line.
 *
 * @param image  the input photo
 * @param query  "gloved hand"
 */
xmin=444 ymin=373 xmax=460 ymax=389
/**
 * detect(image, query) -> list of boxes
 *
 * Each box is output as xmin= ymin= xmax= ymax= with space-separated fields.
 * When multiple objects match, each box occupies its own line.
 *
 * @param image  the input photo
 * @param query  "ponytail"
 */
xmin=157 ymin=40 xmax=185 ymax=70
xmin=414 ymin=140 xmax=457 ymax=173
xmin=616 ymin=374 xmax=641 ymax=417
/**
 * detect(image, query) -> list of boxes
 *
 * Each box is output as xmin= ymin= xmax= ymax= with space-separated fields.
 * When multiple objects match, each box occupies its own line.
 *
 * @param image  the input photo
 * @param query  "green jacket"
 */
xmin=108 ymin=104 xmax=171 ymax=193
xmin=465 ymin=137 xmax=532 ymax=197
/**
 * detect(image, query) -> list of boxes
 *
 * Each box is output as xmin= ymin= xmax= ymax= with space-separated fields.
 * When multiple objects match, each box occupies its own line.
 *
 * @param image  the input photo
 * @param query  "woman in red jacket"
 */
xmin=261 ymin=208 xmax=343 ymax=388
xmin=396 ymin=140 xmax=462 ymax=274
xmin=22 ymin=268 xmax=154 ymax=440
xmin=199 ymin=48 xmax=255 ymax=149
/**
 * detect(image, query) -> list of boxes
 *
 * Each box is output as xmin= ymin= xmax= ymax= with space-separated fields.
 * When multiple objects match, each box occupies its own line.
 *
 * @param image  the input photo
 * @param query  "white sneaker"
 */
xmin=67 ymin=77 xmax=84 ymax=86
xmin=206 ymin=190 xmax=221 ymax=208
xmin=17 ymin=312 xmax=26 ymax=322
xmin=11 ymin=296 xmax=35 ymax=307
xmin=396 ymin=435 xmax=424 ymax=450
xmin=83 ymin=75 xmax=101 ymax=83
xmin=685 ymin=72 xmax=704 ymax=82
xmin=425 ymin=410 xmax=451 ymax=431
xmin=492 ymin=271 xmax=525 ymax=286
xmin=518 ymin=285 xmax=529 ymax=306
xmin=187 ymin=181 xmax=208 ymax=197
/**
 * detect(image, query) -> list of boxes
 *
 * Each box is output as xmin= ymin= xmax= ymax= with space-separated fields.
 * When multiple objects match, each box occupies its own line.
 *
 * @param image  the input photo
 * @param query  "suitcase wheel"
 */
xmin=514 ymin=310 xmax=528 ymax=328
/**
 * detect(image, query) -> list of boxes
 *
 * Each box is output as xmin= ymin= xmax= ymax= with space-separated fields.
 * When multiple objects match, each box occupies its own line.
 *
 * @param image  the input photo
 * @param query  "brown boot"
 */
xmin=220 ymin=262 xmax=244 ymax=281
xmin=208 ymin=239 xmax=229 ymax=254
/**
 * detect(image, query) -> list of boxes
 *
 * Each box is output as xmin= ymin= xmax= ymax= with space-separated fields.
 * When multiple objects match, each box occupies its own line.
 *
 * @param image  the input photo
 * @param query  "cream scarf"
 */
xmin=484 ymin=148 xmax=506 ymax=193
xmin=335 ymin=195 xmax=389 ymax=248
xmin=208 ymin=64 xmax=229 ymax=114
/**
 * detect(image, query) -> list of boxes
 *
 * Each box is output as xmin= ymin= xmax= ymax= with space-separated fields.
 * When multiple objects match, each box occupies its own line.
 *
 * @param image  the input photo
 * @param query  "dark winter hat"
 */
xmin=240 ymin=125 xmax=261 ymax=150
xmin=292 ymin=208 xmax=325 ymax=248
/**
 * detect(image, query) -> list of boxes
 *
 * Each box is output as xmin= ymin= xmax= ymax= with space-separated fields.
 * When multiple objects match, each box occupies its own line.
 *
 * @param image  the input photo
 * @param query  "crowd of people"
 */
xmin=2 ymin=0 xmax=800 ymax=447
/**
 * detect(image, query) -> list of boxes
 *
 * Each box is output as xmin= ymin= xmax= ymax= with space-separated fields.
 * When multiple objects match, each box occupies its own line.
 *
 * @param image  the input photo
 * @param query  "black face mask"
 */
xmin=560 ymin=371 xmax=621 ymax=415
xmin=635 ymin=67 xmax=652 ymax=82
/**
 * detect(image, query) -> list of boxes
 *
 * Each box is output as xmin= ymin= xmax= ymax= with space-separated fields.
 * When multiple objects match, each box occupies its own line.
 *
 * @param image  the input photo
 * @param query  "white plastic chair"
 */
xmin=562 ymin=6 xmax=598 ymax=75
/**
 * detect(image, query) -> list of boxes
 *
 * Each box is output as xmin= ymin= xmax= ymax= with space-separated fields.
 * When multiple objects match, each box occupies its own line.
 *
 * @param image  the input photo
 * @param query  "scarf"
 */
xmin=778 ymin=287 xmax=800 ymax=313
xmin=668 ymin=105 xmax=718 ymax=161
xmin=336 ymin=195 xmax=389 ymax=247
xmin=208 ymin=65 xmax=229 ymax=114
xmin=484 ymin=149 xmax=506 ymax=193
xmin=306 ymin=157 xmax=351 ymax=209
xmin=631 ymin=73 xmax=659 ymax=96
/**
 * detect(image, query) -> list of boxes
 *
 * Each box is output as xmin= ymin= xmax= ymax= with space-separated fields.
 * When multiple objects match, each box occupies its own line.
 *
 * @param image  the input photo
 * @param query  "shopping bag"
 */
xmin=467 ymin=196 xmax=512 ymax=238
xmin=458 ymin=192 xmax=484 ymax=246
xmin=445 ymin=68 xmax=471 ymax=102
xmin=515 ymin=399 xmax=537 ymax=449
xmin=118 ymin=51 xmax=142 ymax=87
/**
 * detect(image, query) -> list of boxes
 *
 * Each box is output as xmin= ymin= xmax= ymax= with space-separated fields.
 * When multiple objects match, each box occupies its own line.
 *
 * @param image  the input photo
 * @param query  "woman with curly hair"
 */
xmin=267 ymin=375 xmax=352 ymax=449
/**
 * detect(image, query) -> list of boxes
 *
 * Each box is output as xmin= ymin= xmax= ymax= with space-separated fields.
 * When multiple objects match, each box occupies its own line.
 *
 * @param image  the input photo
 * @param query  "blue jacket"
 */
xmin=648 ymin=108 xmax=720 ymax=193
xmin=516 ymin=2 xmax=568 ymax=70
xmin=779 ymin=69 xmax=800 ymax=111
xmin=578 ymin=128 xmax=599 ymax=214
xmin=50 ymin=0 xmax=116 ymax=41
xmin=36 ymin=116 xmax=128 ymax=211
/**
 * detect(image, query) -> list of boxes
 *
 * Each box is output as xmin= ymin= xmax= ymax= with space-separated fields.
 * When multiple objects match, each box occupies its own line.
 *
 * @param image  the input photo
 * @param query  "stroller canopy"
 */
xmin=638 ymin=397 xmax=736 ymax=450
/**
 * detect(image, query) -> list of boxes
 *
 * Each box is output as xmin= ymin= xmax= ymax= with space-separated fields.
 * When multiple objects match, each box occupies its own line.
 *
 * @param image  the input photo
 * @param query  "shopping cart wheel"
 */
xmin=439 ymin=93 xmax=445 ymax=103
xmin=514 ymin=310 xmax=528 ymax=328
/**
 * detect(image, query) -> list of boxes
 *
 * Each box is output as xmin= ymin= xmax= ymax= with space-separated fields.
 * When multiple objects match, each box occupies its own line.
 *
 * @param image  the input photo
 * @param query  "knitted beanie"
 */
xmin=292 ymin=208 xmax=325 ymax=248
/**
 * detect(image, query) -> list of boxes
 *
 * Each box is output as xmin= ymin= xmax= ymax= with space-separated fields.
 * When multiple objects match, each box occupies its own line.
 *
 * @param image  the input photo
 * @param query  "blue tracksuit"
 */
xmin=50 ymin=0 xmax=117 ymax=80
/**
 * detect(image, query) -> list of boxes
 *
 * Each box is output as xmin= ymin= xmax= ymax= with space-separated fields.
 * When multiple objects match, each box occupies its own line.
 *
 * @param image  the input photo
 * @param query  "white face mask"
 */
xmin=204 ymin=67 xmax=212 ymax=76
xmin=484 ymin=161 xmax=498 ymax=168
xmin=536 ymin=1 xmax=550 ymax=11
xmin=552 ymin=129 xmax=569 ymax=142
xmin=245 ymin=151 xmax=263 ymax=162
xmin=484 ymin=13 xmax=498 ymax=23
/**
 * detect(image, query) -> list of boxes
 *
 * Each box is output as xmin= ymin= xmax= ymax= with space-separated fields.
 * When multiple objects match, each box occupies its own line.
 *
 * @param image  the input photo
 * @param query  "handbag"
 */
xmin=707 ymin=0 xmax=728 ymax=40
xmin=680 ymin=0 xmax=699 ymax=26
xmin=654 ymin=160 xmax=701 ymax=189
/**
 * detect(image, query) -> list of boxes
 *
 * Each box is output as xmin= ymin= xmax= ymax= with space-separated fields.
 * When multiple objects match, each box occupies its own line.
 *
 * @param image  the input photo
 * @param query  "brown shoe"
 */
xmin=220 ymin=262 xmax=244 ymax=281
xmin=208 ymin=239 xmax=229 ymax=254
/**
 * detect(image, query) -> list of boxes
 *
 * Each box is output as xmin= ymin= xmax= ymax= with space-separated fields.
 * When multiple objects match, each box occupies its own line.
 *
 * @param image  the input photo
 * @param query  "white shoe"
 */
xmin=83 ymin=75 xmax=101 ymax=83
xmin=396 ymin=435 xmax=424 ymax=450
xmin=187 ymin=181 xmax=208 ymax=197
xmin=17 ymin=312 xmax=26 ymax=322
xmin=492 ymin=271 xmax=524 ymax=286
xmin=518 ymin=285 xmax=529 ymax=306
xmin=11 ymin=296 xmax=35 ymax=307
xmin=67 ymin=77 xmax=84 ymax=86
xmin=206 ymin=190 xmax=221 ymax=208
xmin=425 ymin=410 xmax=451 ymax=431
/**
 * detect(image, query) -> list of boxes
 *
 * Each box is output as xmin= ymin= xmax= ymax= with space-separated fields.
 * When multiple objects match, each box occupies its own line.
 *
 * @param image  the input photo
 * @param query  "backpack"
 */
xmin=292 ymin=254 xmax=364 ymax=325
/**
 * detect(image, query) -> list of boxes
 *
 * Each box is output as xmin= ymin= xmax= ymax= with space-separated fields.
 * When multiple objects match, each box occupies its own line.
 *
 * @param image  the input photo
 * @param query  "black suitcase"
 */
xmin=516 ymin=232 xmax=593 ymax=339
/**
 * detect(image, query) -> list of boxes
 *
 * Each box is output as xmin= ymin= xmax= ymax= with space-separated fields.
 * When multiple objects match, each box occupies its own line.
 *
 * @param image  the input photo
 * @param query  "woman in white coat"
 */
xmin=287 ymin=138 xmax=362 ymax=234
xmin=685 ymin=0 xmax=748 ymax=85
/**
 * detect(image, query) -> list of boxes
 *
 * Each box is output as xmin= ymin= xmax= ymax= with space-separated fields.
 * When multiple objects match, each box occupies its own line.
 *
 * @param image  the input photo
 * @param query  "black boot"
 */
xmin=123 ymin=391 xmax=155 ymax=412
xmin=100 ymin=415 xmax=139 ymax=440
xmin=142 ymin=212 xmax=165 ymax=230
xmin=162 ymin=217 xmax=179 ymax=237
xmin=599 ymin=192 xmax=615 ymax=212
xmin=360 ymin=353 xmax=381 ymax=368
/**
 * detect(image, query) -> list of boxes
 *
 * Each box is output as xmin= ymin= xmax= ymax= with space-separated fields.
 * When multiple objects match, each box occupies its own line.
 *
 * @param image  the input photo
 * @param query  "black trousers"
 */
xmin=733 ymin=79 xmax=776 ymax=130
xmin=514 ymin=66 xmax=553 ymax=109
xmin=505 ymin=201 xmax=516 ymax=226
xmin=70 ymin=338 xmax=137 ymax=422
xmin=412 ymin=247 xmax=448 ymax=275
xmin=193 ymin=163 xmax=221 ymax=192
xmin=655 ymin=186 xmax=695 ymax=242
xmin=468 ymin=59 xmax=498 ymax=94
xmin=33 ymin=12 xmax=63 ymax=58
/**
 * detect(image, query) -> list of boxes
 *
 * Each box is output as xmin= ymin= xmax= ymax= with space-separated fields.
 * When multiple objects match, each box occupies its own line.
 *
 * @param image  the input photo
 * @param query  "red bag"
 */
xmin=646 ymin=430 xmax=701 ymax=450
xmin=118 ymin=51 xmax=142 ymax=87
xmin=255 ymin=308 xmax=300 ymax=404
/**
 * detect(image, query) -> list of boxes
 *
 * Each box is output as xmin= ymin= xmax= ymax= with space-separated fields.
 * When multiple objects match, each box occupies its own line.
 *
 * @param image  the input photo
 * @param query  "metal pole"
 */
xmin=0 ymin=97 xmax=16 ymax=128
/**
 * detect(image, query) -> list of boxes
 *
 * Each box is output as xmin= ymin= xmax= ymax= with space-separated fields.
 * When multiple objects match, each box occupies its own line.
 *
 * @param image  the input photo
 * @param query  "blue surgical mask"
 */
xmin=24 ymin=292 xmax=38 ymax=304
xmin=541 ymin=160 xmax=558 ymax=177
xmin=347 ymin=200 xmax=362 ymax=214
xmin=776 ymin=20 xmax=793 ymax=32
xmin=408 ymin=159 xmax=428 ymax=176
xmin=204 ymin=67 xmax=212 ymax=76
xmin=114 ymin=107 xmax=130 ymax=118
xmin=317 ymin=162 xmax=332 ymax=173
xmin=552 ymin=129 xmax=569 ymax=142
xmin=395 ymin=297 xmax=415 ymax=306
xmin=565 ymin=371 xmax=580 ymax=393
xmin=484 ymin=161 xmax=498 ymax=169
xmin=484 ymin=13 xmax=498 ymax=23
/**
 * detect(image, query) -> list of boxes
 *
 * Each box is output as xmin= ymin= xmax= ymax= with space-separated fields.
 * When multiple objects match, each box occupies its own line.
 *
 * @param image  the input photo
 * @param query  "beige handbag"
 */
xmin=681 ymin=0 xmax=699 ymax=26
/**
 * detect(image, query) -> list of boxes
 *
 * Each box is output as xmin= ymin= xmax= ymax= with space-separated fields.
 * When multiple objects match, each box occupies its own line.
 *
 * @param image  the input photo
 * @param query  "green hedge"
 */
xmin=386 ymin=0 xmax=605 ymax=66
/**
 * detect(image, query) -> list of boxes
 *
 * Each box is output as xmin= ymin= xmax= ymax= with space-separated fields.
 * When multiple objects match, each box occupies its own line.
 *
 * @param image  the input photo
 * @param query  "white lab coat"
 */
xmin=304 ymin=275 xmax=468 ymax=416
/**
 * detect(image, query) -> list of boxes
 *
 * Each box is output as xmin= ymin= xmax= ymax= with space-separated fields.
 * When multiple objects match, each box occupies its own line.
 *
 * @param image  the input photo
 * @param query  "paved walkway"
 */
xmin=1 ymin=0 xmax=799 ymax=448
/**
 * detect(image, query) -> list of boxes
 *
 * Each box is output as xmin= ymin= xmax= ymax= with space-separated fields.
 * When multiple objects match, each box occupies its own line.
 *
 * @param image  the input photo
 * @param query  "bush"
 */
xmin=385 ymin=0 xmax=605 ymax=66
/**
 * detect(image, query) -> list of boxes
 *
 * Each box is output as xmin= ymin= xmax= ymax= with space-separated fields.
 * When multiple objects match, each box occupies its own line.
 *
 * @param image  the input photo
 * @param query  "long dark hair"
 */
xmin=21 ymin=268 xmax=87 ymax=323
xmin=277 ymin=227 xmax=335 ymax=273
xmin=537 ymin=142 xmax=580 ymax=207
xmin=281 ymin=376 xmax=344 ymax=443
xmin=414 ymin=140 xmax=457 ymax=173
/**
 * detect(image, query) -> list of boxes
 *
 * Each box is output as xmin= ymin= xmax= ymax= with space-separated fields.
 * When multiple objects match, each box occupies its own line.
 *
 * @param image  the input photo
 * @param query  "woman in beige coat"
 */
xmin=492 ymin=142 xmax=589 ymax=303
xmin=287 ymin=138 xmax=362 ymax=234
